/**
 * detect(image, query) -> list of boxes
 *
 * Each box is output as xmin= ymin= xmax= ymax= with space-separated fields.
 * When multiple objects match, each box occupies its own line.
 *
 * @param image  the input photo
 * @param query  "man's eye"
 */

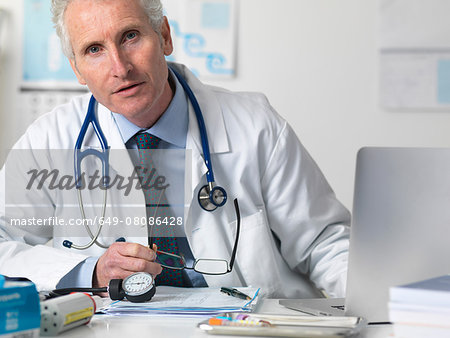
xmin=125 ymin=32 xmax=137 ymax=40
xmin=88 ymin=46 xmax=100 ymax=54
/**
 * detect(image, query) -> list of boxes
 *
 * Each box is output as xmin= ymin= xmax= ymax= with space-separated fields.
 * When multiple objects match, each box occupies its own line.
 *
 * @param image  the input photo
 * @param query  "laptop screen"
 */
xmin=345 ymin=147 xmax=450 ymax=322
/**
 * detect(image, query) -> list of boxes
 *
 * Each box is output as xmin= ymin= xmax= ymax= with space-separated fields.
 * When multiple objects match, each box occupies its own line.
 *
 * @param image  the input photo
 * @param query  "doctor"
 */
xmin=0 ymin=0 xmax=350 ymax=298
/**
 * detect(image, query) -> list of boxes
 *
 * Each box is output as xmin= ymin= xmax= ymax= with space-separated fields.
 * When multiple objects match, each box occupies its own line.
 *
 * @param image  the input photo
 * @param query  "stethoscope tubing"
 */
xmin=74 ymin=95 xmax=109 ymax=189
xmin=169 ymin=66 xmax=215 ymax=184
xmin=68 ymin=66 xmax=227 ymax=250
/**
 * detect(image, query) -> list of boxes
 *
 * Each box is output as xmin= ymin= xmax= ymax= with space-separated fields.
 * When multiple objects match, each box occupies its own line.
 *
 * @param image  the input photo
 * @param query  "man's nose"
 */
xmin=109 ymin=48 xmax=132 ymax=78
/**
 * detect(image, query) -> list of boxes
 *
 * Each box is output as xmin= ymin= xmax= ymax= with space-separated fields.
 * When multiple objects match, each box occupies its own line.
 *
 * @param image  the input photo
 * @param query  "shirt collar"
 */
xmin=112 ymin=67 xmax=188 ymax=148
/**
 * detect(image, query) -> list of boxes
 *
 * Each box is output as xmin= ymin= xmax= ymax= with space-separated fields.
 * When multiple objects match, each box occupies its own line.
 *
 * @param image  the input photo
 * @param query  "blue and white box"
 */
xmin=0 ymin=276 xmax=40 ymax=337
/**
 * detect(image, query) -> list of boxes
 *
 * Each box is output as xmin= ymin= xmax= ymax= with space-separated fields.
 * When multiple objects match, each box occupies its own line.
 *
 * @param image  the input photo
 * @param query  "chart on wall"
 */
xmin=162 ymin=0 xmax=237 ymax=79
xmin=22 ymin=0 xmax=237 ymax=86
xmin=21 ymin=0 xmax=237 ymax=123
xmin=22 ymin=0 xmax=80 ymax=88
xmin=21 ymin=0 xmax=84 ymax=126
xmin=379 ymin=0 xmax=450 ymax=109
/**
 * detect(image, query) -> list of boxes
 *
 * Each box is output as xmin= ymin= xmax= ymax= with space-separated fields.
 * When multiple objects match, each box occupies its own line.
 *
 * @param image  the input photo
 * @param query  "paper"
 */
xmin=379 ymin=52 xmax=441 ymax=109
xmin=379 ymin=0 xmax=450 ymax=49
xmin=389 ymin=274 xmax=450 ymax=307
xmin=379 ymin=0 xmax=450 ymax=109
xmin=101 ymin=286 xmax=260 ymax=316
xmin=389 ymin=275 xmax=450 ymax=334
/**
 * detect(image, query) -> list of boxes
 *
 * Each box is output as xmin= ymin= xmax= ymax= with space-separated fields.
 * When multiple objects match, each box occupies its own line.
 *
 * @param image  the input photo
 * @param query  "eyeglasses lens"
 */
xmin=156 ymin=252 xmax=185 ymax=269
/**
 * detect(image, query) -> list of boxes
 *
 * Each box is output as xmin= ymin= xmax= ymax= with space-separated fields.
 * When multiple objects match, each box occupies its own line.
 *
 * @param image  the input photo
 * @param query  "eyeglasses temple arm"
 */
xmin=228 ymin=198 xmax=240 ymax=271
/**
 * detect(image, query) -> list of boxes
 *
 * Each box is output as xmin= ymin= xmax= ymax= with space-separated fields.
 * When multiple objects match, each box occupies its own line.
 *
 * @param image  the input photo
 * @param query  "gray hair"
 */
xmin=51 ymin=0 xmax=164 ymax=59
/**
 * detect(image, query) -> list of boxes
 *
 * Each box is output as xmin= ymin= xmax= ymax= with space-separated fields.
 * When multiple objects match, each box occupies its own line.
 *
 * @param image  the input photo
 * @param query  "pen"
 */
xmin=220 ymin=287 xmax=252 ymax=300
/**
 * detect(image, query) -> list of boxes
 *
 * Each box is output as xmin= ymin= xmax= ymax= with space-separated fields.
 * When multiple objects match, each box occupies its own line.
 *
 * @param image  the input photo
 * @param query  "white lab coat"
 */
xmin=0 ymin=63 xmax=350 ymax=298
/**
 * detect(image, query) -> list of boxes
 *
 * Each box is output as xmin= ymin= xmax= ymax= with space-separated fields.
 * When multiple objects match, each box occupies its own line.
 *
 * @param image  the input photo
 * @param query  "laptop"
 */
xmin=281 ymin=147 xmax=450 ymax=323
xmin=279 ymin=298 xmax=345 ymax=317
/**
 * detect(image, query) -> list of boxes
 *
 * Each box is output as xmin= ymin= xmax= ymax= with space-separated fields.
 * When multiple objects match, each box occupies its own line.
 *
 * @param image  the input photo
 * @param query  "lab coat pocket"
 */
xmin=233 ymin=208 xmax=283 ymax=296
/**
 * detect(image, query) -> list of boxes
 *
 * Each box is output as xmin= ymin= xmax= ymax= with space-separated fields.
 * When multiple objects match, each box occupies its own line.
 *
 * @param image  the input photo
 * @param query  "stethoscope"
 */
xmin=63 ymin=67 xmax=227 ymax=250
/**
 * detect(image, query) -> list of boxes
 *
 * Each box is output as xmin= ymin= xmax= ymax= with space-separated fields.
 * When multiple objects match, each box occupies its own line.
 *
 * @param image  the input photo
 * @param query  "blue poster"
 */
xmin=23 ymin=0 xmax=78 ymax=85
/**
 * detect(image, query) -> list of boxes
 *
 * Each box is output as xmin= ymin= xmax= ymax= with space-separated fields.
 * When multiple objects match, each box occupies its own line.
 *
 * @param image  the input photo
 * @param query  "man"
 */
xmin=0 ymin=0 xmax=350 ymax=298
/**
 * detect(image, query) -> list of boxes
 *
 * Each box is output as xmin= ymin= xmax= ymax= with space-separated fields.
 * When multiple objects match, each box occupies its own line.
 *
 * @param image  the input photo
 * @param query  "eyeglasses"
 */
xmin=152 ymin=198 xmax=241 ymax=275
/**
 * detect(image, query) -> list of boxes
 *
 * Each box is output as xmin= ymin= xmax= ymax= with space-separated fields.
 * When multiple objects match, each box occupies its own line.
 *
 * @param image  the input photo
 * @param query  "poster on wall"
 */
xmin=162 ymin=0 xmax=237 ymax=79
xmin=21 ymin=0 xmax=85 ymax=126
xmin=379 ymin=0 xmax=450 ymax=109
xmin=22 ymin=0 xmax=238 ymax=89
xmin=20 ymin=0 xmax=237 ymax=122
xmin=22 ymin=0 xmax=80 ymax=89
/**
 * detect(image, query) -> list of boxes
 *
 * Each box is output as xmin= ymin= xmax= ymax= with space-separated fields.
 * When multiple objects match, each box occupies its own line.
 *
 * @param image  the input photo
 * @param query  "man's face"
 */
xmin=65 ymin=0 xmax=173 ymax=127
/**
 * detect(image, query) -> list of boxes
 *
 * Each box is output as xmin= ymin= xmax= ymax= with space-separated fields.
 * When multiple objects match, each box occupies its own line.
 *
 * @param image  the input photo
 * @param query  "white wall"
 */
xmin=0 ymin=0 xmax=22 ymax=166
xmin=1 ymin=0 xmax=450 ymax=210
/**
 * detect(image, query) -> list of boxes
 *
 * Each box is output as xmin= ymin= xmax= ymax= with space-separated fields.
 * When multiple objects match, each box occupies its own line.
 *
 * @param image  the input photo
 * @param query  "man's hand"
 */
xmin=92 ymin=242 xmax=162 ymax=292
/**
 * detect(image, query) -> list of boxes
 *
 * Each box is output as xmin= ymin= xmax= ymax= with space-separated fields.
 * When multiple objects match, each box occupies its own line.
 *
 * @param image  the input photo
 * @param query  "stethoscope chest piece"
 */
xmin=198 ymin=184 xmax=227 ymax=211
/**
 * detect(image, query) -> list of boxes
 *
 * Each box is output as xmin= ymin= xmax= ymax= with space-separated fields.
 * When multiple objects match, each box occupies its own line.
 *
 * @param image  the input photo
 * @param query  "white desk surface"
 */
xmin=59 ymin=299 xmax=393 ymax=338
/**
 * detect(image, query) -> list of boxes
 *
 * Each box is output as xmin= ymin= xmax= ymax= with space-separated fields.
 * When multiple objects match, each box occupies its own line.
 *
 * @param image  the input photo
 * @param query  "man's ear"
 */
xmin=69 ymin=58 xmax=87 ymax=85
xmin=160 ymin=16 xmax=173 ymax=56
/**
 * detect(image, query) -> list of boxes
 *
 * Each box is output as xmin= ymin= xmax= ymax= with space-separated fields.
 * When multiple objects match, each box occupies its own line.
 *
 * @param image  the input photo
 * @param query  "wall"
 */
xmin=1 ymin=0 xmax=450 ymax=210
xmin=0 ymin=0 xmax=22 ymax=166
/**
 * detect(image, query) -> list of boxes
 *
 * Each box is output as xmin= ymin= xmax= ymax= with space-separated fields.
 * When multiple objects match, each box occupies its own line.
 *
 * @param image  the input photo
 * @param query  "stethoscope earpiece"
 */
xmin=198 ymin=184 xmax=227 ymax=212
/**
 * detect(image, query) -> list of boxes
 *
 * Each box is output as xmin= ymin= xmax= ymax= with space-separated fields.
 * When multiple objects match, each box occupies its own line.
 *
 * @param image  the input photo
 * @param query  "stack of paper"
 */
xmin=101 ymin=286 xmax=260 ymax=316
xmin=389 ymin=274 xmax=450 ymax=337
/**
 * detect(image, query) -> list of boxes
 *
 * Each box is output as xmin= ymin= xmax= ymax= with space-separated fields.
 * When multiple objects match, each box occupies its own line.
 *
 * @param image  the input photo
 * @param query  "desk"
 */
xmin=59 ymin=299 xmax=393 ymax=338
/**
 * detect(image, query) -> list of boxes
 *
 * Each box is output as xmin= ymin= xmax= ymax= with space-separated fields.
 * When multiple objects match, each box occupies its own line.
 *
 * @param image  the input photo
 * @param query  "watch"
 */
xmin=109 ymin=272 xmax=156 ymax=303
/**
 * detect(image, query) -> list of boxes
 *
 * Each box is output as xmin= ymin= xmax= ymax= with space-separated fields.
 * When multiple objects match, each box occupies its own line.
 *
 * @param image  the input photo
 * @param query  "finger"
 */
xmin=144 ymin=261 xmax=163 ymax=276
xmin=115 ymin=242 xmax=157 ymax=261
xmin=110 ymin=262 xmax=162 ymax=280
xmin=106 ymin=252 xmax=163 ymax=275
xmin=142 ymin=262 xmax=163 ymax=277
xmin=98 ymin=265 xmax=158 ymax=284
xmin=120 ymin=256 xmax=151 ymax=272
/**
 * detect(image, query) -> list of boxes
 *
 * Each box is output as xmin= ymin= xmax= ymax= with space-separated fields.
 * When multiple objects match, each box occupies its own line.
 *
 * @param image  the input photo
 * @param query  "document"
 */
xmin=101 ymin=286 xmax=260 ymax=316
xmin=389 ymin=274 xmax=450 ymax=336
xmin=379 ymin=0 xmax=450 ymax=109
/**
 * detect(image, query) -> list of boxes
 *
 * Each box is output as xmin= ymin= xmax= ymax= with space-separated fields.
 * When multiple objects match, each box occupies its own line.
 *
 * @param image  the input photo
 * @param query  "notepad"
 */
xmin=100 ymin=286 xmax=260 ymax=316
